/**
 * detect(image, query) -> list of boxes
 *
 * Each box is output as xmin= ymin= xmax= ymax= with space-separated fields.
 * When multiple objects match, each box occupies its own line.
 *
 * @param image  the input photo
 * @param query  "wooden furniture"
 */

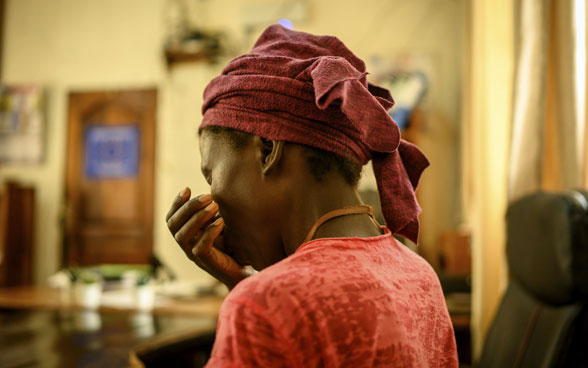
xmin=439 ymin=229 xmax=472 ymax=275
xmin=0 ymin=286 xmax=223 ymax=368
xmin=0 ymin=181 xmax=35 ymax=287
xmin=0 ymin=286 xmax=224 ymax=316
xmin=446 ymin=293 xmax=472 ymax=365
xmin=0 ymin=309 xmax=217 ymax=368
xmin=130 ymin=328 xmax=216 ymax=368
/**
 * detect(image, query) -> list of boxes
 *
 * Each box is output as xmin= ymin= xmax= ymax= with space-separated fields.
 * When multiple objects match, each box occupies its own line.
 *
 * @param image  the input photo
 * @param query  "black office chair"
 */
xmin=478 ymin=190 xmax=588 ymax=367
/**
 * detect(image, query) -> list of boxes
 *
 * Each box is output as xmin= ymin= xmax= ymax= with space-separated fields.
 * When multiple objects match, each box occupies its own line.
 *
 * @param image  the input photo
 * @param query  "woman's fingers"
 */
xmin=167 ymin=194 xmax=213 ymax=233
xmin=191 ymin=219 xmax=248 ymax=289
xmin=174 ymin=201 xmax=218 ymax=244
xmin=192 ymin=218 xmax=224 ymax=260
xmin=213 ymin=234 xmax=228 ymax=253
xmin=166 ymin=192 xmax=250 ymax=290
xmin=166 ymin=187 xmax=191 ymax=222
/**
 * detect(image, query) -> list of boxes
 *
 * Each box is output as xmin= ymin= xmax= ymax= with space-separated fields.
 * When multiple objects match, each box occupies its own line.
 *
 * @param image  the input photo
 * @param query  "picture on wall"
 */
xmin=0 ymin=86 xmax=44 ymax=164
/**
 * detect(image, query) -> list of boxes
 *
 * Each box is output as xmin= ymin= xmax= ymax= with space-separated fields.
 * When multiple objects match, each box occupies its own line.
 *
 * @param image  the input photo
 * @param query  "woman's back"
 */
xmin=207 ymin=229 xmax=458 ymax=367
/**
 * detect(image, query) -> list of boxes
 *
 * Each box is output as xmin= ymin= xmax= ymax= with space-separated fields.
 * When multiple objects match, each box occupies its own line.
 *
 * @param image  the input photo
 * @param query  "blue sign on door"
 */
xmin=84 ymin=124 xmax=140 ymax=179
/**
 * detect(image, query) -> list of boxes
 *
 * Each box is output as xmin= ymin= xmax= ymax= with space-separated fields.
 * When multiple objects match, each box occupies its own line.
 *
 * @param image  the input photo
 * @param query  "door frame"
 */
xmin=63 ymin=88 xmax=157 ymax=266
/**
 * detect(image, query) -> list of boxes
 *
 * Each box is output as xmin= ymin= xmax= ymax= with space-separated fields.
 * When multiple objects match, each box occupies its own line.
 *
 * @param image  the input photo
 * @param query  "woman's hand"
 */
xmin=166 ymin=187 xmax=252 ymax=290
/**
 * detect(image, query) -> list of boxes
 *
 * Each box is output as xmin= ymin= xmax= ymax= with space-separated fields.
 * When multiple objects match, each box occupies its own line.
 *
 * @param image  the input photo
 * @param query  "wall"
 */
xmin=0 ymin=0 xmax=465 ymax=284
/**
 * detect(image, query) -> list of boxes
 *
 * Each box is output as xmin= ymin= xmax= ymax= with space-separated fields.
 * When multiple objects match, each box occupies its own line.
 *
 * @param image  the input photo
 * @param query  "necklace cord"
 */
xmin=302 ymin=205 xmax=381 ymax=244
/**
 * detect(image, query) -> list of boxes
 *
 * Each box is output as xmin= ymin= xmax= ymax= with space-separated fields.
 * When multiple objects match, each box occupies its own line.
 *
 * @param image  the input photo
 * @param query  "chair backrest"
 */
xmin=478 ymin=191 xmax=588 ymax=368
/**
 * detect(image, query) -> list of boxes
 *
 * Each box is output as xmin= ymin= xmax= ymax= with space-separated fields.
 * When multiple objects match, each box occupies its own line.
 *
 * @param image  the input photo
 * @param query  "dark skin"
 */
xmin=166 ymin=131 xmax=382 ymax=289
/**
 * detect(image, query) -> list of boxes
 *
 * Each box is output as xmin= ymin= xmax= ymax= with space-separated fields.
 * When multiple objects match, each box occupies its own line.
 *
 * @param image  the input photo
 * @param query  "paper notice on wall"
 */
xmin=0 ymin=86 xmax=44 ymax=164
xmin=84 ymin=124 xmax=140 ymax=179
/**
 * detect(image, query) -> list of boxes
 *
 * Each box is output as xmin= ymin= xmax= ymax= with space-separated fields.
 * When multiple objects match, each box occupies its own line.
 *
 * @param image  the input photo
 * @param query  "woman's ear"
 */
xmin=256 ymin=137 xmax=284 ymax=176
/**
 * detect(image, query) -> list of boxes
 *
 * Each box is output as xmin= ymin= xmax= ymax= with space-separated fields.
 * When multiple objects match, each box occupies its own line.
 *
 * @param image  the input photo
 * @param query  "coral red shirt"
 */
xmin=206 ymin=228 xmax=458 ymax=367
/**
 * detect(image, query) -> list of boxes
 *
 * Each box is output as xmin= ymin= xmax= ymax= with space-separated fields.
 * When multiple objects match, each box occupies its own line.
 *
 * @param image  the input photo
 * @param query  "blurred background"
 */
xmin=0 ymin=0 xmax=586 ymax=367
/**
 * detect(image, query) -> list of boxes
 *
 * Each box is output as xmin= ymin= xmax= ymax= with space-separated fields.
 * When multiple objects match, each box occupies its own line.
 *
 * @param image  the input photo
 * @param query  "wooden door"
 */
xmin=65 ymin=89 xmax=156 ymax=266
xmin=0 ymin=181 xmax=35 ymax=286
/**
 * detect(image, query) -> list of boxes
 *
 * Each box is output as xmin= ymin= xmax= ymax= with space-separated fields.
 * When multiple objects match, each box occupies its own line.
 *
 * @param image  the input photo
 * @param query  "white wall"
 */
xmin=0 ymin=0 xmax=465 ymax=284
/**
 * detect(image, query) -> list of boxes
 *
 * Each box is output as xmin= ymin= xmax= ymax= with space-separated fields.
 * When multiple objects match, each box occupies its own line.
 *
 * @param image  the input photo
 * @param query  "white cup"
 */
xmin=135 ymin=285 xmax=155 ymax=311
xmin=74 ymin=283 xmax=102 ymax=309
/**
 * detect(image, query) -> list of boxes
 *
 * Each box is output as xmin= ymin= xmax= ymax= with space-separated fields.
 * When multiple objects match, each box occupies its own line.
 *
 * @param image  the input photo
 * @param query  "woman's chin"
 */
xmin=234 ymin=257 xmax=250 ymax=268
xmin=226 ymin=246 xmax=250 ymax=268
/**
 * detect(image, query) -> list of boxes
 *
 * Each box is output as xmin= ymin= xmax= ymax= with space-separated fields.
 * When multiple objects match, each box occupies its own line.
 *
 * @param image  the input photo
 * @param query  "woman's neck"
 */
xmin=280 ymin=177 xmax=381 ymax=256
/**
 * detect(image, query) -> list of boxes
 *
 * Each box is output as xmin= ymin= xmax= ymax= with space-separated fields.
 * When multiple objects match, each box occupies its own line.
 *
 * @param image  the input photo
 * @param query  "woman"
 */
xmin=166 ymin=25 xmax=458 ymax=367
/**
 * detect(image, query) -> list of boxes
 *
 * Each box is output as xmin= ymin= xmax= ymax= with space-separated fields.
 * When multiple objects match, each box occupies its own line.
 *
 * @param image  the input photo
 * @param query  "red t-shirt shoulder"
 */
xmin=206 ymin=228 xmax=458 ymax=368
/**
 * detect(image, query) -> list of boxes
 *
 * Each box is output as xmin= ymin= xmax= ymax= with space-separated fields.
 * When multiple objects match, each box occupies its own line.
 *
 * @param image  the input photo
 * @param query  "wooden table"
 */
xmin=0 ymin=286 xmax=225 ymax=316
xmin=0 ymin=286 xmax=224 ymax=368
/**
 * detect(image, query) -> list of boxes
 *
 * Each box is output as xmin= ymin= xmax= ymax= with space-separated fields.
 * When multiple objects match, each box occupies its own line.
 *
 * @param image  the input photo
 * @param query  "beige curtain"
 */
xmin=465 ymin=0 xmax=514 ymax=358
xmin=586 ymin=0 xmax=588 ymax=188
xmin=508 ymin=0 xmax=548 ymax=200
xmin=467 ymin=0 xmax=587 ymax=358
xmin=509 ymin=0 xmax=587 ymax=200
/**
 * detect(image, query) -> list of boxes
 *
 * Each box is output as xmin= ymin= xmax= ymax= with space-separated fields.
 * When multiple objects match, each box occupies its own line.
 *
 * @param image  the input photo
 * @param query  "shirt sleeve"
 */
xmin=205 ymin=297 xmax=295 ymax=368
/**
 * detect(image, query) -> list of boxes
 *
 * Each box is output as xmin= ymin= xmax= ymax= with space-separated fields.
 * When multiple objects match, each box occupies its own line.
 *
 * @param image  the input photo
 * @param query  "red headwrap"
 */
xmin=200 ymin=25 xmax=429 ymax=243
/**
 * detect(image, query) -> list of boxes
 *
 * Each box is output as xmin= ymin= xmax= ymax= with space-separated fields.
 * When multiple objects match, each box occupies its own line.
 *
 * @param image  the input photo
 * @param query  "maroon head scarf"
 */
xmin=200 ymin=25 xmax=429 ymax=243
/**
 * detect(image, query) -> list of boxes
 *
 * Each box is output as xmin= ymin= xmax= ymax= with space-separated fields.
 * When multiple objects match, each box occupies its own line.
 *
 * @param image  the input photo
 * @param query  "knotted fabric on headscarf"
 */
xmin=200 ymin=25 xmax=429 ymax=243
